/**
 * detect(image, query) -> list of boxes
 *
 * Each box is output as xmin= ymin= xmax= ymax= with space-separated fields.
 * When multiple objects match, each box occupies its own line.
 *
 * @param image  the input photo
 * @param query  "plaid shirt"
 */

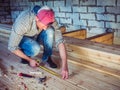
xmin=8 ymin=8 xmax=64 ymax=52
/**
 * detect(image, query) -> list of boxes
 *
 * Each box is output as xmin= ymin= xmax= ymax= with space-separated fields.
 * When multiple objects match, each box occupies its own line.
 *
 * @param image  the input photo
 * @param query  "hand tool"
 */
xmin=18 ymin=72 xmax=35 ymax=78
xmin=18 ymin=72 xmax=47 ymax=83
xmin=36 ymin=59 xmax=61 ymax=78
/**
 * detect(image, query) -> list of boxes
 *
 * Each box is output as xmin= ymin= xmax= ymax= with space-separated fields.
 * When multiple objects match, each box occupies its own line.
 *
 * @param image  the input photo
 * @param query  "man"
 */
xmin=8 ymin=6 xmax=69 ymax=79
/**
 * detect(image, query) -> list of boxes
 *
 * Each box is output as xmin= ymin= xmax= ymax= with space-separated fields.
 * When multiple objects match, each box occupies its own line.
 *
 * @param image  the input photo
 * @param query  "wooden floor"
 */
xmin=0 ymin=39 xmax=120 ymax=90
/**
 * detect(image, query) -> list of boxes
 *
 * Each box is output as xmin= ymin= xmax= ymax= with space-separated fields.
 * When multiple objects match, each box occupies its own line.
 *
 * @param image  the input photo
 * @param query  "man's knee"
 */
xmin=31 ymin=44 xmax=40 ymax=56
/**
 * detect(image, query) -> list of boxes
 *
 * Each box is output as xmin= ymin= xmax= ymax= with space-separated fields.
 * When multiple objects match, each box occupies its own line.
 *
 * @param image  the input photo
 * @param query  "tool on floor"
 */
xmin=18 ymin=72 xmax=47 ymax=83
xmin=18 ymin=72 xmax=35 ymax=78
xmin=36 ymin=59 xmax=61 ymax=78
xmin=39 ymin=65 xmax=61 ymax=78
xmin=39 ymin=76 xmax=47 ymax=83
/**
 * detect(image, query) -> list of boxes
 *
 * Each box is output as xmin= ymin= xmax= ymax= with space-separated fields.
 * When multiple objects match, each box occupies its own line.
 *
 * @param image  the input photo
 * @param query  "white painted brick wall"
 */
xmin=66 ymin=13 xmax=79 ymax=20
xmin=80 ymin=0 xmax=95 ymax=5
xmin=117 ymin=15 xmax=120 ymax=22
xmin=97 ymin=0 xmax=115 ymax=6
xmin=97 ymin=14 xmax=115 ymax=22
xmin=66 ymin=25 xmax=81 ymax=31
xmin=46 ymin=1 xmax=53 ymax=7
xmin=88 ymin=7 xmax=105 ymax=13
xmin=60 ymin=18 xmax=72 ymax=24
xmin=73 ymin=6 xmax=87 ymax=13
xmin=55 ymin=12 xmax=65 ymax=18
xmin=78 ymin=20 xmax=87 ymax=26
xmin=66 ymin=0 xmax=72 ymax=6
xmin=2 ymin=0 xmax=120 ymax=39
xmin=72 ymin=0 xmax=79 ymax=5
xmin=52 ymin=7 xmax=59 ymax=12
xmin=54 ymin=1 xmax=64 ymax=7
xmin=88 ymin=27 xmax=106 ymax=34
xmin=80 ymin=13 xmax=95 ymax=20
xmin=106 ymin=22 xmax=120 ymax=29
xmin=117 ymin=0 xmax=120 ymax=6
xmin=60 ymin=7 xmax=72 ymax=12
xmin=106 ymin=7 xmax=120 ymax=14
xmin=88 ymin=21 xmax=104 ymax=28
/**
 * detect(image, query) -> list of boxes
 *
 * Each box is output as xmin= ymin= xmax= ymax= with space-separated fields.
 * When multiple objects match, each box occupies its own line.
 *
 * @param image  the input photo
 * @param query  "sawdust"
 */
xmin=0 ymin=58 xmax=8 ymax=76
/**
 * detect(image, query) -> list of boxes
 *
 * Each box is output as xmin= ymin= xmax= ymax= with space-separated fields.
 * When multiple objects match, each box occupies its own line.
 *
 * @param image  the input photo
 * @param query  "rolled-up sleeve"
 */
xmin=52 ymin=21 xmax=65 ymax=48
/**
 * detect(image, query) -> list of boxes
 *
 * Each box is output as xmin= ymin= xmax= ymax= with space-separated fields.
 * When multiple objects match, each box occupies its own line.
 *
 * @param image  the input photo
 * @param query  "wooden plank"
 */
xmin=86 ymin=32 xmax=114 ymax=45
xmin=0 ymin=42 xmax=84 ymax=90
xmin=68 ymin=62 xmax=120 ymax=90
xmin=63 ymin=29 xmax=86 ymax=39
xmin=1 ymin=41 xmax=120 ymax=90
xmin=65 ymin=43 xmax=120 ymax=70
xmin=64 ymin=37 xmax=120 ymax=71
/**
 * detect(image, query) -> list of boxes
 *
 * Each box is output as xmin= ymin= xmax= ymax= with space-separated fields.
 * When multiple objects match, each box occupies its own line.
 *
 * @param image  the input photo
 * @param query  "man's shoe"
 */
xmin=21 ymin=59 xmax=29 ymax=64
xmin=47 ymin=57 xmax=57 ymax=68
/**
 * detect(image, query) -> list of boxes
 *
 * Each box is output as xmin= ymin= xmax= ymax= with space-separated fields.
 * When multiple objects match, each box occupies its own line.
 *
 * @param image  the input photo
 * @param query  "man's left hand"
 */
xmin=61 ymin=68 xmax=69 ymax=80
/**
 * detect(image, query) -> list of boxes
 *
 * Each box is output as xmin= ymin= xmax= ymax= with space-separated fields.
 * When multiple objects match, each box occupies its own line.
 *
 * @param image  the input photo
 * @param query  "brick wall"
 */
xmin=0 ymin=0 xmax=120 ymax=38
xmin=0 ymin=0 xmax=12 ymax=24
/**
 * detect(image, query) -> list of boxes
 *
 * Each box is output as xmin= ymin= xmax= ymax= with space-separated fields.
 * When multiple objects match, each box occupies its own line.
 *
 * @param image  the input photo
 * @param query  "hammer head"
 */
xmin=39 ymin=76 xmax=47 ymax=83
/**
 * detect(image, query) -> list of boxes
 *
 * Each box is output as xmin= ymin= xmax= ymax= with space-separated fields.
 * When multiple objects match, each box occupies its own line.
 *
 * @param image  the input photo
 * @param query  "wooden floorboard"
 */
xmin=0 ymin=41 xmax=120 ymax=90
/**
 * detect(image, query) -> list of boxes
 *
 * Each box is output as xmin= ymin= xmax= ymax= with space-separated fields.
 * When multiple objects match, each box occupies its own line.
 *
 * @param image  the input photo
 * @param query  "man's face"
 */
xmin=35 ymin=16 xmax=48 ymax=30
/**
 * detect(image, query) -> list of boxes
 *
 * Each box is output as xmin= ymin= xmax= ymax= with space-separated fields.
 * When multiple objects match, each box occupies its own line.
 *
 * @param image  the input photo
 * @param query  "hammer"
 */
xmin=18 ymin=72 xmax=47 ymax=83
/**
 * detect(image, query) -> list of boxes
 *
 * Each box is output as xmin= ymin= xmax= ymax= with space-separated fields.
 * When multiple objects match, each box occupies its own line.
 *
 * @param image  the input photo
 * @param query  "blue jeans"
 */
xmin=19 ymin=27 xmax=54 ymax=62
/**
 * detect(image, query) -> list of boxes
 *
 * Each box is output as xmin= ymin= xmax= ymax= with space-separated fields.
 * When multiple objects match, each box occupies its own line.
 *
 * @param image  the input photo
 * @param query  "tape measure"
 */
xmin=36 ymin=59 xmax=61 ymax=78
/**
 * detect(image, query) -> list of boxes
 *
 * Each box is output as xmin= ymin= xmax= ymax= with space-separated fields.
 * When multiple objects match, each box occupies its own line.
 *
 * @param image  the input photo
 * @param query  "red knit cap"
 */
xmin=37 ymin=9 xmax=55 ymax=26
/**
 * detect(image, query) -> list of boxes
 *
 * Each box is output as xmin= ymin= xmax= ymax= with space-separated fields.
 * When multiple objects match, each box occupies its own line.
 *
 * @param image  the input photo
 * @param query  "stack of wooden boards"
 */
xmin=0 ymin=24 xmax=120 ymax=90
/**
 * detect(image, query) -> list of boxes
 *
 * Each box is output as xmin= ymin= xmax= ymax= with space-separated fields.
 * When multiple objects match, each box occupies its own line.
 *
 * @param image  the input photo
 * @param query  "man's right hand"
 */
xmin=29 ymin=59 xmax=39 ymax=67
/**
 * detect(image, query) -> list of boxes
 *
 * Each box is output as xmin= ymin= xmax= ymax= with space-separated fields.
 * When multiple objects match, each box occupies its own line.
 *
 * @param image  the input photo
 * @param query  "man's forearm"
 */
xmin=12 ymin=49 xmax=32 ymax=62
xmin=58 ymin=43 xmax=68 ymax=70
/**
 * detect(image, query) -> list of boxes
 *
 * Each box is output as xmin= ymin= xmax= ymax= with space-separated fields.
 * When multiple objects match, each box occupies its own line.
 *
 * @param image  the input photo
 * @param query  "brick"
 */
xmin=88 ymin=27 xmax=106 ymax=34
xmin=0 ymin=12 xmax=8 ymax=15
xmin=80 ymin=0 xmax=95 ymax=5
xmin=55 ymin=12 xmax=65 ymax=18
xmin=88 ymin=21 xmax=104 ymax=28
xmin=19 ymin=2 xmax=29 ymax=6
xmin=80 ymin=13 xmax=95 ymax=20
xmin=0 ymin=16 xmax=4 ymax=19
xmin=97 ymin=14 xmax=115 ymax=22
xmin=10 ymin=2 xmax=19 ymax=7
xmin=72 ymin=0 xmax=79 ymax=5
xmin=66 ymin=13 xmax=79 ymax=19
xmin=97 ymin=0 xmax=115 ymax=6
xmin=60 ymin=6 xmax=71 ymax=12
xmin=52 ymin=7 xmax=59 ymax=12
xmin=106 ymin=22 xmax=120 ymax=29
xmin=66 ymin=25 xmax=81 ymax=31
xmin=66 ymin=0 xmax=72 ymax=6
xmin=60 ymin=18 xmax=72 ymax=24
xmin=106 ymin=7 xmax=120 ymax=14
xmin=88 ymin=7 xmax=105 ymax=13
xmin=54 ymin=1 xmax=65 ymax=7
xmin=34 ymin=2 xmax=43 ymax=6
xmin=72 ymin=14 xmax=87 ymax=26
xmin=73 ymin=6 xmax=87 ymax=13
xmin=46 ymin=1 xmax=53 ymax=7
xmin=117 ymin=15 xmax=120 ymax=22
xmin=117 ymin=0 xmax=120 ymax=6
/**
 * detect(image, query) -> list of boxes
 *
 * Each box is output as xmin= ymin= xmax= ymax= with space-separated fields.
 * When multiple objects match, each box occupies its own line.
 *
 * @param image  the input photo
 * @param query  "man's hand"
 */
xmin=29 ymin=60 xmax=39 ymax=67
xmin=61 ymin=68 xmax=69 ymax=80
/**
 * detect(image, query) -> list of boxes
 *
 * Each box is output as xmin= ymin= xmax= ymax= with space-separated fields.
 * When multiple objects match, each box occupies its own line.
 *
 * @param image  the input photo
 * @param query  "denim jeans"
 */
xmin=19 ymin=27 xmax=54 ymax=62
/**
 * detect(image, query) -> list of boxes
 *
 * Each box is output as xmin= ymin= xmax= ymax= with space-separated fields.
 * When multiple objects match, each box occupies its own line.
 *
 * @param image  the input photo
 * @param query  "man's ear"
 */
xmin=35 ymin=16 xmax=39 ymax=21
